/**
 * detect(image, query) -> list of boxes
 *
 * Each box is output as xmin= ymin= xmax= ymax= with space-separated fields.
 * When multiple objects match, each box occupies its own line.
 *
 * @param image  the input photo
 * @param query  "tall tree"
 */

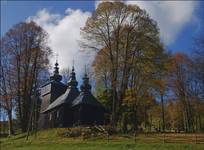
xmin=192 ymin=5 xmax=204 ymax=131
xmin=81 ymin=1 xmax=167 ymax=128
xmin=169 ymin=53 xmax=195 ymax=132
xmin=0 ymin=39 xmax=15 ymax=135
xmin=1 ymin=21 xmax=52 ymax=132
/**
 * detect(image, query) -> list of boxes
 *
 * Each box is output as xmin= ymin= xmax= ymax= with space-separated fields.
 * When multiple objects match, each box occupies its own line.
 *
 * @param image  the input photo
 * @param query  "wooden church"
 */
xmin=38 ymin=62 xmax=108 ymax=129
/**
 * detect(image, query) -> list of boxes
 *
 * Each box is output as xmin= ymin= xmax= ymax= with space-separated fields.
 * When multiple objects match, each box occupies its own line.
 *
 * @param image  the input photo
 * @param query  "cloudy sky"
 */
xmin=1 ymin=0 xmax=203 ymax=77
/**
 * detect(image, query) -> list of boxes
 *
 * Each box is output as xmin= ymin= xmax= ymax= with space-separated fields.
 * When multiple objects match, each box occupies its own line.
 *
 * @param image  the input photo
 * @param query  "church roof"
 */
xmin=50 ymin=61 xmax=62 ymax=82
xmin=71 ymin=72 xmax=106 ymax=109
xmin=43 ymin=87 xmax=79 ymax=112
xmin=42 ymin=67 xmax=106 ymax=113
xmin=40 ymin=62 xmax=67 ymax=99
xmin=71 ymin=92 xmax=105 ymax=108
xmin=41 ymin=80 xmax=66 ymax=89
xmin=40 ymin=61 xmax=66 ymax=89
xmin=42 ymin=66 xmax=79 ymax=113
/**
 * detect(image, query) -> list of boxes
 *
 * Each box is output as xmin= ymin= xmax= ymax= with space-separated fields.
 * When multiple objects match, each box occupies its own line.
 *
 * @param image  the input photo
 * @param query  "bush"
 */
xmin=59 ymin=126 xmax=113 ymax=139
xmin=61 ymin=127 xmax=82 ymax=137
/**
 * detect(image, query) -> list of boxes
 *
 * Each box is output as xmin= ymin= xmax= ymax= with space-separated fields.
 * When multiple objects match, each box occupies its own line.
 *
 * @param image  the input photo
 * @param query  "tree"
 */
xmin=166 ymin=100 xmax=184 ymax=132
xmin=81 ymin=1 xmax=166 ymax=128
xmin=191 ymin=3 xmax=204 ymax=132
xmin=193 ymin=3 xmax=204 ymax=99
xmin=169 ymin=53 xmax=195 ymax=132
xmin=1 ymin=21 xmax=52 ymax=132
xmin=0 ymin=41 xmax=15 ymax=135
xmin=152 ymin=79 xmax=167 ymax=132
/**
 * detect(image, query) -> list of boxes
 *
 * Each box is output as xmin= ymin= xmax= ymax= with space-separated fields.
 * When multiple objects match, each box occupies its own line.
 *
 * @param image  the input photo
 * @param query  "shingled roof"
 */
xmin=72 ymin=92 xmax=105 ymax=108
xmin=71 ymin=73 xmax=106 ymax=109
xmin=43 ymin=66 xmax=107 ymax=113
xmin=43 ymin=66 xmax=79 ymax=113
xmin=50 ymin=61 xmax=62 ymax=82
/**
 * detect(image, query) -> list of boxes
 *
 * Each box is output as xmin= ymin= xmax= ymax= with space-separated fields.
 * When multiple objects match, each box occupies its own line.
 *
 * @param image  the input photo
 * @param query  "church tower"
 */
xmin=38 ymin=62 xmax=108 ymax=129
xmin=40 ymin=61 xmax=67 ymax=113
xmin=71 ymin=71 xmax=108 ymax=125
xmin=42 ymin=65 xmax=80 ymax=127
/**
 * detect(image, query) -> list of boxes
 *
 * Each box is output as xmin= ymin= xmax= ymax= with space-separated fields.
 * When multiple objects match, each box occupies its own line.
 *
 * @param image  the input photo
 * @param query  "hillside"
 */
xmin=1 ymin=128 xmax=204 ymax=150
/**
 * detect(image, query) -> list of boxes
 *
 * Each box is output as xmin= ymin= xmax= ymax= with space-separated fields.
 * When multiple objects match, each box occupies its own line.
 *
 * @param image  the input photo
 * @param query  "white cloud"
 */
xmin=27 ymin=9 xmax=92 ymax=77
xmin=127 ymin=1 xmax=197 ymax=44
xmin=27 ymin=1 xmax=197 ymax=78
xmin=96 ymin=1 xmax=197 ymax=45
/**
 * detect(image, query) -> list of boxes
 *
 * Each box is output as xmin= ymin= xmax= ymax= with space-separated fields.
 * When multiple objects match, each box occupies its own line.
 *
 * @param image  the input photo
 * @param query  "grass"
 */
xmin=0 ymin=128 xmax=204 ymax=150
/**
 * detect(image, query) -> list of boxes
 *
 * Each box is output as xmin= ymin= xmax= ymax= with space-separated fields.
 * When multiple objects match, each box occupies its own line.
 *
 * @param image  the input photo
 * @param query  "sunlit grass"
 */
xmin=1 ymin=129 xmax=204 ymax=150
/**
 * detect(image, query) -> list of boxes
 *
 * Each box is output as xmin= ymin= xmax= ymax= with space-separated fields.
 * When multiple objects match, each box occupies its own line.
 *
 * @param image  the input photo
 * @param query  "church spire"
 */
xmin=50 ymin=60 xmax=62 ymax=82
xmin=80 ymin=67 xmax=91 ymax=92
xmin=67 ymin=64 xmax=78 ymax=88
xmin=54 ymin=61 xmax=59 ymax=75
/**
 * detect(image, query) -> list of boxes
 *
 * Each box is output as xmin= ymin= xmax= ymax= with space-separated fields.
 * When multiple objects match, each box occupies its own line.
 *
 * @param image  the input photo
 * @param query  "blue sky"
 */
xmin=1 ymin=1 xmax=203 ymax=72
xmin=1 ymin=1 xmax=95 ymax=35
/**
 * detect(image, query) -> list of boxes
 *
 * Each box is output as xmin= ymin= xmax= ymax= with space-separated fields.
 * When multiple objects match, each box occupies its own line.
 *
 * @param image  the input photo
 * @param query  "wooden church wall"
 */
xmin=50 ymin=84 xmax=67 ymax=103
xmin=71 ymin=105 xmax=106 ymax=126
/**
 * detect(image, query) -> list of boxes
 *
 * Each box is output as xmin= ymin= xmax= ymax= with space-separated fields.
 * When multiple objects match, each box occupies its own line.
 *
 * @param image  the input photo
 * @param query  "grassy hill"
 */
xmin=0 ymin=128 xmax=204 ymax=150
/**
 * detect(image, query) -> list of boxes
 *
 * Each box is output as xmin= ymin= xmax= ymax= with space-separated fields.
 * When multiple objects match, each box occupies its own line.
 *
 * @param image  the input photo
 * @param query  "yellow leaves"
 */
xmin=123 ymin=95 xmax=135 ymax=106
xmin=0 ymin=95 xmax=13 ymax=110
xmin=171 ymin=52 xmax=193 ymax=71
xmin=123 ymin=88 xmax=155 ymax=108
xmin=96 ymin=1 xmax=114 ymax=14
xmin=153 ymin=79 xmax=166 ymax=94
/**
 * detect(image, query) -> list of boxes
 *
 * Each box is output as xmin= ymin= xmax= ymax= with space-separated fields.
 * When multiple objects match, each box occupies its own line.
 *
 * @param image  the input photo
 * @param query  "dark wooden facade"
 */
xmin=38 ymin=63 xmax=108 ymax=129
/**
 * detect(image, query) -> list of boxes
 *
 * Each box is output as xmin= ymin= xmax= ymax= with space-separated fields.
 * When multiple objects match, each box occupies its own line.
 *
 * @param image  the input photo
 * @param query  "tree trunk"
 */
xmin=111 ymin=76 xmax=117 ymax=127
xmin=7 ymin=110 xmax=14 ymax=135
xmin=160 ymin=93 xmax=165 ymax=132
xmin=16 ymin=55 xmax=23 ymax=132
xmin=133 ymin=105 xmax=138 ymax=132
xmin=198 ymin=114 xmax=202 ymax=131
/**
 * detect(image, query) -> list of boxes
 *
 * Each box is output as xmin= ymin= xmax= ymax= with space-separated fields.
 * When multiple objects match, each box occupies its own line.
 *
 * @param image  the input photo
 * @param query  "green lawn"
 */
xmin=1 ymin=129 xmax=204 ymax=150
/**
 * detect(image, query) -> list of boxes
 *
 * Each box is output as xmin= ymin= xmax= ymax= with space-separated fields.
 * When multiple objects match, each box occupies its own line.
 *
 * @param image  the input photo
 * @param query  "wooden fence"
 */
xmin=109 ymin=133 xmax=204 ymax=144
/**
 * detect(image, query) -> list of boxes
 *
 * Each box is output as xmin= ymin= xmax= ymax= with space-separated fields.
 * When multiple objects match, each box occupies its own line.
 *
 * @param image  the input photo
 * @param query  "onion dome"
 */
xmin=50 ymin=61 xmax=62 ymax=82
xmin=80 ymin=73 xmax=91 ymax=92
xmin=67 ymin=66 xmax=78 ymax=88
